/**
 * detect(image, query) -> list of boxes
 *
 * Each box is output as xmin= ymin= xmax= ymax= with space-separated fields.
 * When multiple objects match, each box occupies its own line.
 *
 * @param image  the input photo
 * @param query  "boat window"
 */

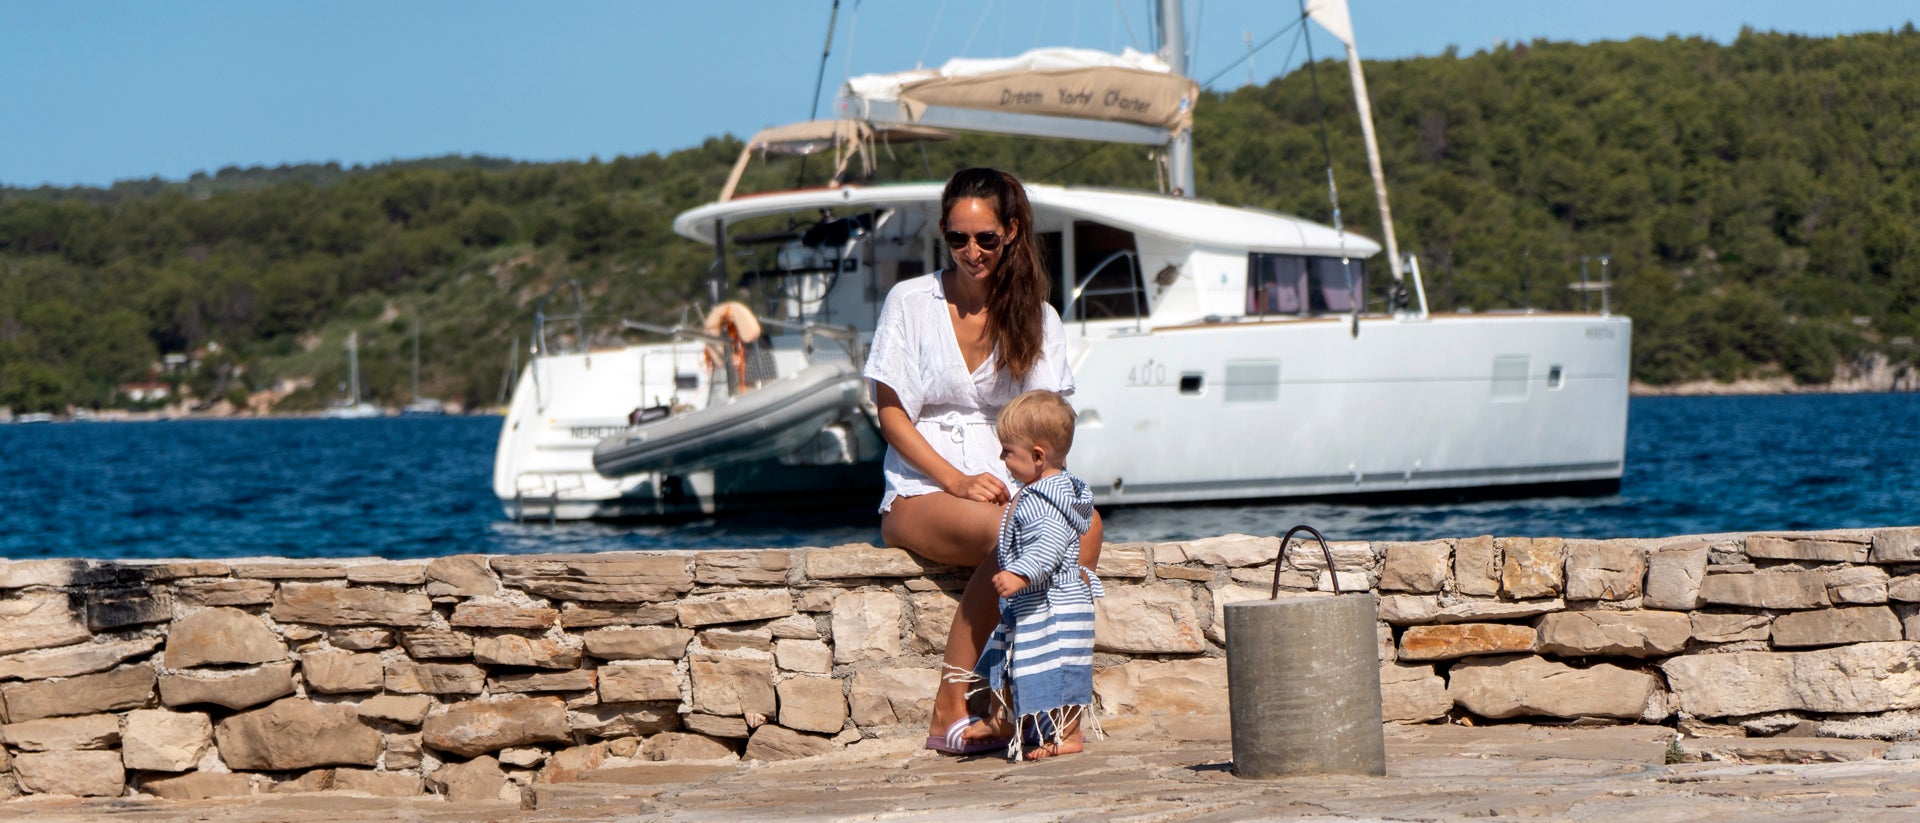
xmin=1069 ymin=221 xmax=1144 ymax=320
xmin=1179 ymin=373 xmax=1205 ymax=395
xmin=1247 ymin=253 xmax=1368 ymax=315
xmin=1223 ymin=361 xmax=1280 ymax=404
xmin=1547 ymin=365 xmax=1564 ymax=389
xmin=1040 ymin=231 xmax=1065 ymax=311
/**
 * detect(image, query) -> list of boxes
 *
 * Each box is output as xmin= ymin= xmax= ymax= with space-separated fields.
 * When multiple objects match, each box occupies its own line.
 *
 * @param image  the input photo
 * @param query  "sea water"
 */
xmin=2 ymin=394 xmax=1916 ymax=560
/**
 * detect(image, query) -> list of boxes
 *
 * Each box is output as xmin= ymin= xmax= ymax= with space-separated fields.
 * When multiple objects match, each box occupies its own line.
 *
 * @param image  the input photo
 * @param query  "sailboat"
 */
xmin=491 ymin=0 xmax=1630 ymax=521
xmin=402 ymin=318 xmax=448 ymax=416
xmin=322 ymin=330 xmax=383 ymax=419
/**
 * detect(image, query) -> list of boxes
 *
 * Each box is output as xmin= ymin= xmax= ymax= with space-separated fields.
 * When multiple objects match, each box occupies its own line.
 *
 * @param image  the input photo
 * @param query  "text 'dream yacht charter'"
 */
xmin=492 ymin=0 xmax=1631 ymax=521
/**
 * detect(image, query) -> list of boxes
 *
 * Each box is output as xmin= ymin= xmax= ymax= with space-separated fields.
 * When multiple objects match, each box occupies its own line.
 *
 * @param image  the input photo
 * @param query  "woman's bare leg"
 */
xmin=882 ymin=493 xmax=1004 ymax=738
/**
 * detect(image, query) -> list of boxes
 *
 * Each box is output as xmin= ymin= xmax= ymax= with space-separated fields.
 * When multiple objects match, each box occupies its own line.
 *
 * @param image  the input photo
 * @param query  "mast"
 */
xmin=1158 ymin=0 xmax=1196 ymax=198
xmin=411 ymin=318 xmax=421 ymax=404
xmin=1304 ymin=0 xmax=1403 ymax=285
xmin=346 ymin=330 xmax=362 ymax=407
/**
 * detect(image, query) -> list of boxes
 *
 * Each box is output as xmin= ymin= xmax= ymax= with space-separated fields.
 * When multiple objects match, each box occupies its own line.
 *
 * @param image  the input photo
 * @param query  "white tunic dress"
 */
xmin=862 ymin=272 xmax=1075 ymax=513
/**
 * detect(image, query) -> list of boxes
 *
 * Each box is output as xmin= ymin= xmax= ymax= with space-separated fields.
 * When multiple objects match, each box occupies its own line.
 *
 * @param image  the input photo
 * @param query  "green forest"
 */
xmin=3 ymin=26 xmax=1918 ymax=413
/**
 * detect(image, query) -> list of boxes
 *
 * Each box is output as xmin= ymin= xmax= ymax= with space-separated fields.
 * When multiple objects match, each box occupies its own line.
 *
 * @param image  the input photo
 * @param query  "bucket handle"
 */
xmin=1274 ymin=524 xmax=1341 ymax=598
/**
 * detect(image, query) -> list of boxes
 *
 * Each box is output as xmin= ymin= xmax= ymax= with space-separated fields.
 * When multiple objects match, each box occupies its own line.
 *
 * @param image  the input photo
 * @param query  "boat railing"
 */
xmin=1067 ymin=250 xmax=1146 ymax=333
xmin=1569 ymin=255 xmax=1612 ymax=316
xmin=757 ymin=317 xmax=866 ymax=375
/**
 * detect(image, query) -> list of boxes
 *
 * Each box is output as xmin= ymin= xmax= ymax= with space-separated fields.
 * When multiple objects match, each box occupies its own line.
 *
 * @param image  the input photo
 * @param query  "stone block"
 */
xmin=492 ymin=553 xmax=694 ymax=602
xmin=1892 ymin=575 xmax=1920 ymax=603
xmin=1162 ymin=534 xmax=1280 ymax=567
xmin=271 ymin=583 xmax=434 ymax=627
xmin=0 ymin=665 xmax=155 ymax=722
xmin=451 ymin=603 xmax=559 ymax=629
xmin=425 ymin=554 xmax=498 ymax=596
xmin=1700 ymin=572 xmax=1831 ymax=609
xmin=1771 ymin=606 xmax=1902 ymax=648
xmin=216 ymin=697 xmax=381 ymax=769
xmin=1154 ymin=564 xmax=1215 ymax=582
xmin=1453 ymin=536 xmax=1500 ymax=596
xmin=1828 ymin=566 xmax=1890 ymax=605
xmin=774 ymin=639 xmax=831 ymax=674
xmin=804 ymin=546 xmax=946 ymax=579
xmin=1690 ymin=611 xmax=1773 ymax=644
xmin=1871 ymin=527 xmax=1920 ymax=563
xmin=1448 ymin=655 xmax=1657 ymax=720
xmin=765 ymin=613 xmax=819 ymax=640
xmin=690 ymin=653 xmax=776 ymax=717
xmin=1536 ymin=610 xmax=1690 ymax=657
xmin=677 ymin=589 xmax=794 ymax=627
xmin=830 ymin=591 xmax=904 ymax=662
xmin=1662 ymin=642 xmax=1920 ymax=717
xmin=87 ymin=587 xmax=172 ymax=631
xmin=1564 ymin=539 xmax=1645 ymax=601
xmin=358 ymin=694 xmax=432 ymax=725
xmin=1378 ymin=541 xmax=1451 ymax=593
xmin=561 ymin=602 xmax=678 ymax=627
xmin=795 ymin=589 xmax=838 ymax=612
xmin=1206 ymin=585 xmax=1268 ymax=644
xmin=1315 ymin=569 xmax=1370 ymax=592
xmin=695 ymin=550 xmax=791 ymax=585
xmin=1643 ymin=542 xmax=1710 ymax=610
xmin=431 ymin=754 xmax=508 ymax=802
xmin=140 ymin=771 xmax=256 ymax=800
xmin=160 ymin=661 xmax=297 ymax=710
xmin=1094 ymin=585 xmax=1204 ymax=653
xmin=344 ymin=562 xmax=428 ymax=585
xmin=584 ymin=626 xmax=694 ymax=660
xmin=1430 ymin=598 xmax=1564 ymax=624
xmin=332 ymin=768 xmax=422 ymax=797
xmin=1285 ymin=539 xmax=1373 ymax=572
xmin=745 ymin=725 xmax=837 ymax=761
xmin=699 ymin=628 xmax=770 ymax=653
xmin=0 ymin=636 xmax=161 ymax=682
xmin=328 ymin=628 xmax=395 ymax=651
xmin=300 ymin=652 xmax=384 ymax=694
xmin=683 ymin=712 xmax=751 ymax=739
xmin=473 ymin=635 xmax=583 ymax=669
xmin=1398 ymin=623 xmax=1537 ymax=661
xmin=400 ymin=628 xmax=474 ymax=659
xmin=1378 ymin=594 xmax=1441 ymax=625
xmin=12 ymin=750 xmax=124 ymax=797
xmin=537 ymin=741 xmax=610 ymax=783
xmin=0 ymin=590 xmax=91 ymax=655
xmin=847 ymin=668 xmax=938 ymax=728
xmin=569 ymin=703 xmax=680 ymax=738
xmin=1092 ymin=658 xmax=1225 ymax=715
xmin=599 ymin=660 xmax=681 ymax=703
xmin=232 ymin=561 xmax=348 ymax=579
xmin=1500 ymin=537 xmax=1564 ymax=599
xmin=492 ymin=670 xmax=597 ymax=693
xmin=1 ymin=713 xmax=120 ymax=751
xmin=176 ymin=579 xmax=276 ymax=607
xmin=908 ymin=591 xmax=959 ymax=654
xmin=0 ymin=558 xmax=98 ymax=589
xmin=1747 ymin=533 xmax=1871 ymax=563
xmin=642 ymin=732 xmax=738 ymax=761
xmin=422 ymin=695 xmax=570 ymax=758
xmin=384 ymin=661 xmax=486 ymax=695
xmin=1380 ymin=663 xmax=1451 ymax=723
xmin=776 ymin=676 xmax=847 ymax=734
xmin=385 ymin=735 xmax=424 ymax=769
xmin=1095 ymin=544 xmax=1151 ymax=579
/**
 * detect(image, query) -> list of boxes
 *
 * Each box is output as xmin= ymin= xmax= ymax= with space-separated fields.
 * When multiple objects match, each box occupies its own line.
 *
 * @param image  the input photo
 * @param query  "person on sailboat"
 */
xmin=862 ymin=167 xmax=1103 ymax=754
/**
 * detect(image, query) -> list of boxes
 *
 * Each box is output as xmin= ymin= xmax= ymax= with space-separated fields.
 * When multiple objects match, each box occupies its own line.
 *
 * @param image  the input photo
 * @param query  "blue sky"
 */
xmin=3 ymin=1 xmax=1913 ymax=188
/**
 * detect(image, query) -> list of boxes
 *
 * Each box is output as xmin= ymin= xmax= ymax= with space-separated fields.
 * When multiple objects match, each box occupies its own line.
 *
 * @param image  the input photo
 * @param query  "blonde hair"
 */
xmin=996 ymin=390 xmax=1076 ymax=456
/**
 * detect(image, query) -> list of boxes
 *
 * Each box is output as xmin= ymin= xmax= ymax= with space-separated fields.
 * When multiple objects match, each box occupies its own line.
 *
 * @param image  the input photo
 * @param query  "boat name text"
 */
xmin=570 ymin=426 xmax=628 ymax=440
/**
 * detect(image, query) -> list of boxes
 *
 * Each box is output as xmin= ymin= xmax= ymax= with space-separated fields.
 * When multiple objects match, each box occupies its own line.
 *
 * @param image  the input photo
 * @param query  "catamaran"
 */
xmin=492 ymin=0 xmax=1631 ymax=521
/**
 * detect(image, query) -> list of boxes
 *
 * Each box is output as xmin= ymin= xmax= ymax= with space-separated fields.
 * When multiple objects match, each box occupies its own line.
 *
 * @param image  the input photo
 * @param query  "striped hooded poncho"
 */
xmin=968 ymin=469 xmax=1105 ymax=757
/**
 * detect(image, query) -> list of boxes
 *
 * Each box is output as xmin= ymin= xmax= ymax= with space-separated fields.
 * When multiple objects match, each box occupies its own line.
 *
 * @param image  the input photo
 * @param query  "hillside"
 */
xmin=3 ymin=26 xmax=1918 ymax=413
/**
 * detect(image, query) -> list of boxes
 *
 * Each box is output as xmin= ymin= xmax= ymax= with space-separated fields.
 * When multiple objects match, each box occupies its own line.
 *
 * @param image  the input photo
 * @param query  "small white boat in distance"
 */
xmin=491 ymin=0 xmax=1630 ymax=521
xmin=323 ymin=330 xmax=383 ymax=419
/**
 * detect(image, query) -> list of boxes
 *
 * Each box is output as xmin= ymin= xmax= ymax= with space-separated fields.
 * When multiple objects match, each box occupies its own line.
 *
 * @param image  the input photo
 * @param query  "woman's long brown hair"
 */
xmin=942 ymin=167 xmax=1048 ymax=379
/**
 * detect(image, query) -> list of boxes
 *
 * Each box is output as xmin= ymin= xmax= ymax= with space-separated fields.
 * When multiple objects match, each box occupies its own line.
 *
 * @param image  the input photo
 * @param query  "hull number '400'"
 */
xmin=1127 ymin=359 xmax=1170 ymax=387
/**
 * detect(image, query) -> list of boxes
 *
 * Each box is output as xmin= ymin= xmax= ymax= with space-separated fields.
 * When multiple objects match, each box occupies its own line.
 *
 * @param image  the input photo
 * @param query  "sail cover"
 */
xmin=839 ymin=47 xmax=1198 ymax=146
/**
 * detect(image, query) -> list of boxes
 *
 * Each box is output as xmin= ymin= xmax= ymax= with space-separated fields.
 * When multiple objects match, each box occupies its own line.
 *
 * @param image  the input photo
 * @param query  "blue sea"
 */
xmin=3 ymin=394 xmax=1917 ymax=561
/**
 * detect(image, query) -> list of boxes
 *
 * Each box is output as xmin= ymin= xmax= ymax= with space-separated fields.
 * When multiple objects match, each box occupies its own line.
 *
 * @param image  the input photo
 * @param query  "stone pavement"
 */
xmin=5 ymin=714 xmax=1920 ymax=822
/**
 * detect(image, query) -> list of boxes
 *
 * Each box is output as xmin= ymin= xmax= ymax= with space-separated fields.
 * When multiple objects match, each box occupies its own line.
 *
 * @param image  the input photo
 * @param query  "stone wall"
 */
xmin=3 ymin=526 xmax=1920 ymax=800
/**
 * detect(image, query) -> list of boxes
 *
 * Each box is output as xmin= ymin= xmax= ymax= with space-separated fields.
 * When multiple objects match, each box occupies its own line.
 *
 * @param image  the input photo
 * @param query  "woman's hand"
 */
xmin=943 ymin=471 xmax=1011 ymax=505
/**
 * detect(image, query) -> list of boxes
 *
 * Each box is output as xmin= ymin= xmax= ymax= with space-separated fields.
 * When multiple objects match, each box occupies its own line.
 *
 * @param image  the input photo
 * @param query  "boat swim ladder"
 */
xmin=528 ymin=279 xmax=590 ymax=412
xmin=1066 ymin=250 xmax=1146 ymax=334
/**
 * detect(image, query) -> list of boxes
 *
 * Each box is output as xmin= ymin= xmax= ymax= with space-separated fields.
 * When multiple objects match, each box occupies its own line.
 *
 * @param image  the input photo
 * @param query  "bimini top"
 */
xmin=672 ymin=182 xmax=1382 ymax=259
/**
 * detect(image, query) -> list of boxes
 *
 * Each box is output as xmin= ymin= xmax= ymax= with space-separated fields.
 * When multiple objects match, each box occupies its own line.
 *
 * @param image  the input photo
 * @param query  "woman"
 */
xmin=862 ymin=167 xmax=1103 ymax=753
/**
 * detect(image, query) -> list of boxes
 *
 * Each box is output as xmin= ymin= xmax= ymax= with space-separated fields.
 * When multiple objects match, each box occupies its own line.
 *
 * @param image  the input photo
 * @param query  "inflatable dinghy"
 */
xmin=592 ymin=361 xmax=865 ymax=477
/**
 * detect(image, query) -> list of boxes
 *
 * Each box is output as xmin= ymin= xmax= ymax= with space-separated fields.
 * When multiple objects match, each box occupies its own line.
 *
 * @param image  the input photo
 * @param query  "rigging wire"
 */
xmin=797 ymin=0 xmax=841 ymax=188
xmin=1112 ymin=0 xmax=1141 ymax=51
xmin=841 ymin=0 xmax=862 ymax=100
xmin=1296 ymin=2 xmax=1360 ymax=337
xmin=1191 ymin=0 xmax=1203 ymax=75
xmin=959 ymin=0 xmax=997 ymax=57
xmin=1198 ymin=17 xmax=1303 ymax=90
xmin=917 ymin=0 xmax=948 ymax=69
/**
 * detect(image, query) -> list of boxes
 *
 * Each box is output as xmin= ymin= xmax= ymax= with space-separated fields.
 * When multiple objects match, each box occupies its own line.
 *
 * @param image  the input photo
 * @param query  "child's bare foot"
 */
xmin=1023 ymin=734 xmax=1084 ymax=760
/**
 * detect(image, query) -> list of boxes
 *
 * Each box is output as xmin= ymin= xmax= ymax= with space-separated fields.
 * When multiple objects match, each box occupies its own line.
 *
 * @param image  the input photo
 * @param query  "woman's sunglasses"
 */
xmin=943 ymin=230 xmax=1004 ymax=251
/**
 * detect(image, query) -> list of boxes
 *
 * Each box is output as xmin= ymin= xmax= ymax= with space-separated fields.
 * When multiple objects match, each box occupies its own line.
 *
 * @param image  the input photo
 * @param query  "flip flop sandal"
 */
xmin=925 ymin=716 xmax=1010 ymax=755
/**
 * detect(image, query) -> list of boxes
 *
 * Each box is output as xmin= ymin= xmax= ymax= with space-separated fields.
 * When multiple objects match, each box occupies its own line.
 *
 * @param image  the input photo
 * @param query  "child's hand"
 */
xmin=992 ymin=570 xmax=1029 ymax=598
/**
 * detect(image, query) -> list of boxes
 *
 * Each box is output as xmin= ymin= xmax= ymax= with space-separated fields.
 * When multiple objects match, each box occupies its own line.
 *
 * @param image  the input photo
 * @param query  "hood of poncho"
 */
xmin=1023 ymin=471 xmax=1094 ymax=535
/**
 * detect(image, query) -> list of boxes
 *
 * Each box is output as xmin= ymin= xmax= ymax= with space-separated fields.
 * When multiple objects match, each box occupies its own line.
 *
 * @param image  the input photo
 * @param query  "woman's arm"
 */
xmin=875 ymin=382 xmax=1010 ymax=504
